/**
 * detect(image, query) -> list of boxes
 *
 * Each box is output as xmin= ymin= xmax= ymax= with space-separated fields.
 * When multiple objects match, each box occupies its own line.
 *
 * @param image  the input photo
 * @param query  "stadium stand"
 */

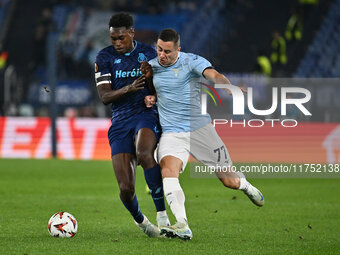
xmin=180 ymin=0 xmax=226 ymax=56
xmin=0 ymin=0 xmax=11 ymax=26
xmin=295 ymin=0 xmax=340 ymax=77
xmin=216 ymin=0 xmax=292 ymax=73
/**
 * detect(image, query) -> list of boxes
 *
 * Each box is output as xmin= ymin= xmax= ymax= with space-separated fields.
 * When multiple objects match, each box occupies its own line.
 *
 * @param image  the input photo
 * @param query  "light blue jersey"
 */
xmin=149 ymin=52 xmax=212 ymax=133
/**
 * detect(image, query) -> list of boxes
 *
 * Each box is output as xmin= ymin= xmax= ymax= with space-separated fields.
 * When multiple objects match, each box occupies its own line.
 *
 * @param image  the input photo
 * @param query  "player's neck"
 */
xmin=125 ymin=41 xmax=136 ymax=54
xmin=130 ymin=41 xmax=136 ymax=51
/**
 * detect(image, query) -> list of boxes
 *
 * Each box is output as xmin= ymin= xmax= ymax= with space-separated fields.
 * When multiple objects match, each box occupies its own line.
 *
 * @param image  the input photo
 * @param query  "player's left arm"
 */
xmin=202 ymin=68 xmax=247 ymax=94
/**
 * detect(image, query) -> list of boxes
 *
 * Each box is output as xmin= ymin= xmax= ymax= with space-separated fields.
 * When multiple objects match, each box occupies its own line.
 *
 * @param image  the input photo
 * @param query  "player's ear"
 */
xmin=177 ymin=46 xmax=181 ymax=52
xmin=128 ymin=28 xmax=135 ymax=38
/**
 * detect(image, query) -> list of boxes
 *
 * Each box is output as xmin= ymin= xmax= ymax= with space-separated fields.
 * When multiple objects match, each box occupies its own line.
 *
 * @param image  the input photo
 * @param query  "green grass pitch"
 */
xmin=0 ymin=159 xmax=340 ymax=255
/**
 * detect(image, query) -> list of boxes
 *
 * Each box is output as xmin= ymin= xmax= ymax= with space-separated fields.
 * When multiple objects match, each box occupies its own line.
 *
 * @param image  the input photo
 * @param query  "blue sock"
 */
xmin=121 ymin=195 xmax=144 ymax=224
xmin=144 ymin=164 xmax=166 ymax=212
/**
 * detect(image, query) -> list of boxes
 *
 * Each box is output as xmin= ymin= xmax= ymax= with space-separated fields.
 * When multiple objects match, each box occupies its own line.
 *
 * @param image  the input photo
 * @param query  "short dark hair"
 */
xmin=158 ymin=28 xmax=180 ymax=47
xmin=109 ymin=13 xmax=133 ymax=29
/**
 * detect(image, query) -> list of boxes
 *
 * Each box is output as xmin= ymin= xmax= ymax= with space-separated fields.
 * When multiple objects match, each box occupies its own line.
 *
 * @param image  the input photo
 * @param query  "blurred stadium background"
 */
xmin=0 ymin=0 xmax=339 ymax=162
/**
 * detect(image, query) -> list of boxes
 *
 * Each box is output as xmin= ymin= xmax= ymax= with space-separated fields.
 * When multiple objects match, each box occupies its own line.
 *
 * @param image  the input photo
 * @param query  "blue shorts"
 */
xmin=108 ymin=110 xmax=161 ymax=156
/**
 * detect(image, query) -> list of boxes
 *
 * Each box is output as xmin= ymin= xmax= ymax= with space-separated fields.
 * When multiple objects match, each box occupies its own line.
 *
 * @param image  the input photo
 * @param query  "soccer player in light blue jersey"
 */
xmin=142 ymin=28 xmax=264 ymax=240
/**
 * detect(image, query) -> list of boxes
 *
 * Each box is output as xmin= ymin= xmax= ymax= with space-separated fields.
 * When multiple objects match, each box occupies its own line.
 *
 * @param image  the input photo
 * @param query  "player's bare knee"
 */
xmin=136 ymin=150 xmax=154 ymax=169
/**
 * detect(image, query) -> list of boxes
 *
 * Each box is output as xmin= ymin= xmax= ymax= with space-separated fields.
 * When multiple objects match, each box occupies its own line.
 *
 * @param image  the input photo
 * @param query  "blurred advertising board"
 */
xmin=28 ymin=81 xmax=92 ymax=107
xmin=0 ymin=117 xmax=339 ymax=163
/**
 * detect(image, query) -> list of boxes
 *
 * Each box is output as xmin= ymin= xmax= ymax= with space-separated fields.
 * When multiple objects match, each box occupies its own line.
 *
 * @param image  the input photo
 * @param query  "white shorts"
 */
xmin=157 ymin=124 xmax=232 ymax=171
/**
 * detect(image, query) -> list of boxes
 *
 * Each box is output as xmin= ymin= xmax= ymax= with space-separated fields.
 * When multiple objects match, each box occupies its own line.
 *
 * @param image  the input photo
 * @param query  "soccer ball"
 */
xmin=48 ymin=212 xmax=78 ymax=238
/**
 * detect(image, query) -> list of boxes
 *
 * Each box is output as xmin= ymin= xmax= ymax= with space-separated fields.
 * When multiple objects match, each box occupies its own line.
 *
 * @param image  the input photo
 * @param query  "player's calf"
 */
xmin=217 ymin=172 xmax=241 ymax=189
xmin=119 ymin=183 xmax=135 ymax=202
xmin=143 ymin=165 xmax=167 ymax=212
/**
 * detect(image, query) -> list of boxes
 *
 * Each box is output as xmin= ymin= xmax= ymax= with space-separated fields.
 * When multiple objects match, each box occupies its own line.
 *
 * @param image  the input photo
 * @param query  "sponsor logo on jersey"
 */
xmin=138 ymin=53 xmax=148 ymax=63
xmin=171 ymin=68 xmax=181 ymax=77
xmin=114 ymin=59 xmax=121 ymax=64
xmin=115 ymin=68 xmax=143 ymax=78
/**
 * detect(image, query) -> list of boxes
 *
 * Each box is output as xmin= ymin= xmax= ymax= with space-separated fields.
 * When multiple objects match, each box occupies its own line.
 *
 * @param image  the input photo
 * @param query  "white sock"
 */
xmin=163 ymin=177 xmax=187 ymax=224
xmin=236 ymin=172 xmax=250 ymax=191
xmin=157 ymin=210 xmax=167 ymax=217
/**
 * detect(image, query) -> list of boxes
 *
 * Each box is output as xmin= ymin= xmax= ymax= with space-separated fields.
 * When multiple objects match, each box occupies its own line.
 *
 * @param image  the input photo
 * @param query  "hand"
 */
xmin=140 ymin=61 xmax=152 ymax=78
xmin=225 ymin=85 xmax=247 ymax=95
xmin=144 ymin=95 xmax=156 ymax=108
xmin=225 ymin=88 xmax=232 ymax=95
xmin=127 ymin=75 xmax=146 ymax=93
xmin=240 ymin=86 xmax=247 ymax=94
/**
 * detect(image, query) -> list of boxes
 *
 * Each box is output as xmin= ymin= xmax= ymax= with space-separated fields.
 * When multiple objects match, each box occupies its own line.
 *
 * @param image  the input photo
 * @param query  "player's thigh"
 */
xmin=135 ymin=128 xmax=157 ymax=168
xmin=134 ymin=110 xmax=161 ymax=148
xmin=135 ymin=128 xmax=157 ymax=152
xmin=111 ymin=153 xmax=137 ymax=189
xmin=191 ymin=124 xmax=232 ymax=167
xmin=158 ymin=132 xmax=189 ymax=173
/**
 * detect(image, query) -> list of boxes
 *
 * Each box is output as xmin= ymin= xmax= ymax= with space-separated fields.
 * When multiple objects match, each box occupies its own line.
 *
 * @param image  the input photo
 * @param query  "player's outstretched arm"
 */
xmin=203 ymin=69 xmax=247 ymax=94
xmin=203 ymin=68 xmax=231 ymax=84
xmin=97 ymin=75 xmax=146 ymax=105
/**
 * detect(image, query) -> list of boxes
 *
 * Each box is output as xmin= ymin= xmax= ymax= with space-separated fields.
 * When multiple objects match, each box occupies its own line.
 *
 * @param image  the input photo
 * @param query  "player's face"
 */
xmin=110 ymin=27 xmax=134 ymax=54
xmin=157 ymin=39 xmax=180 ymax=67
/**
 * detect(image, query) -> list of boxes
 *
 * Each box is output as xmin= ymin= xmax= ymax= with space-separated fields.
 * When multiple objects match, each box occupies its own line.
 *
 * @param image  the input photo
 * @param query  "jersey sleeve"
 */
xmin=95 ymin=52 xmax=111 ymax=87
xmin=188 ymin=54 xmax=213 ymax=77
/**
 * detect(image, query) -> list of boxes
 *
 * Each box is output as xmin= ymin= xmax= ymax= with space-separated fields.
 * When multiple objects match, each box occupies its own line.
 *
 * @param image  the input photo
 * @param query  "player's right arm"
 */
xmin=203 ymin=68 xmax=247 ymax=94
xmin=96 ymin=75 xmax=146 ymax=105
xmin=95 ymin=53 xmax=146 ymax=105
